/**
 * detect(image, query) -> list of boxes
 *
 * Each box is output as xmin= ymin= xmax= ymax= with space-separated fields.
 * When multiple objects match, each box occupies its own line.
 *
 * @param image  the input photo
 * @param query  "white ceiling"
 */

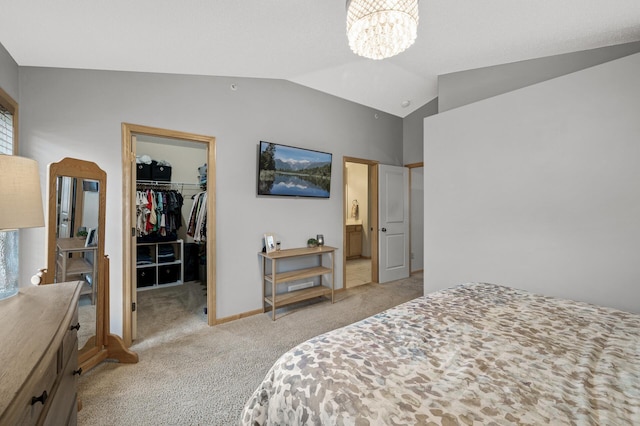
xmin=1 ymin=1 xmax=639 ymax=117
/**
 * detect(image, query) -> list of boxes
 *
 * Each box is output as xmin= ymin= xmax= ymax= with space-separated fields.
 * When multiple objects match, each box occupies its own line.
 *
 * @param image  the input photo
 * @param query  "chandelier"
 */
xmin=346 ymin=0 xmax=419 ymax=60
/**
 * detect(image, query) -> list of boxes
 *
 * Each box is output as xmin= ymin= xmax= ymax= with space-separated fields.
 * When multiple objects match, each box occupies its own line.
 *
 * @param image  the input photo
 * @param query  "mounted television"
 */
xmin=257 ymin=141 xmax=332 ymax=198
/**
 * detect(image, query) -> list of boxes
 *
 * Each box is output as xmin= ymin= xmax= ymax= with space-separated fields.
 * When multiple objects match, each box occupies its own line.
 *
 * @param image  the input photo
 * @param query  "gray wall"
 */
xmin=0 ymin=43 xmax=19 ymax=102
xmin=16 ymin=67 xmax=403 ymax=334
xmin=438 ymin=41 xmax=640 ymax=112
xmin=424 ymin=53 xmax=640 ymax=314
xmin=403 ymin=98 xmax=436 ymax=274
xmin=402 ymin=98 xmax=438 ymax=165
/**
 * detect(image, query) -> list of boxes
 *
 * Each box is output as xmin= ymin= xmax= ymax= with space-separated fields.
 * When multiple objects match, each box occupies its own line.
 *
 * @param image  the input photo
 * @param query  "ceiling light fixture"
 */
xmin=346 ymin=0 xmax=419 ymax=60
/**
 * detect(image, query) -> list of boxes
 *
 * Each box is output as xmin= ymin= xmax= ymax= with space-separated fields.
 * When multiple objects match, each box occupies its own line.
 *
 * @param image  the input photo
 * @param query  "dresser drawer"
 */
xmin=15 ymin=355 xmax=58 ymax=426
xmin=43 ymin=344 xmax=78 ymax=426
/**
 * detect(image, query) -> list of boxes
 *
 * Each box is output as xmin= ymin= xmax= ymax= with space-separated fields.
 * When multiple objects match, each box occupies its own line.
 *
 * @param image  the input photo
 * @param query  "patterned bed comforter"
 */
xmin=241 ymin=283 xmax=640 ymax=425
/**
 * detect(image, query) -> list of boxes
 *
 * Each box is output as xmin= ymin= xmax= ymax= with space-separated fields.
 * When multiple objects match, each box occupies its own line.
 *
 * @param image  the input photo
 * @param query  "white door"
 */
xmin=58 ymin=176 xmax=73 ymax=238
xmin=378 ymin=164 xmax=409 ymax=283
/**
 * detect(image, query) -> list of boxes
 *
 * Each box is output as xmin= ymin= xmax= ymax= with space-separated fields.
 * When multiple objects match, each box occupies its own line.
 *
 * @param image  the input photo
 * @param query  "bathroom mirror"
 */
xmin=42 ymin=157 xmax=137 ymax=372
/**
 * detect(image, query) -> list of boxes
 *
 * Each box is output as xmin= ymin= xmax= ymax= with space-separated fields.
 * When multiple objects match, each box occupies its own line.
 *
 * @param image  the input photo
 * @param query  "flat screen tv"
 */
xmin=257 ymin=141 xmax=332 ymax=198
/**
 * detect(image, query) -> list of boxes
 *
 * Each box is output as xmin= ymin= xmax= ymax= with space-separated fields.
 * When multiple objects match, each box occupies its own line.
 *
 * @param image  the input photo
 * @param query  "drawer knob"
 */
xmin=31 ymin=390 xmax=48 ymax=406
xmin=73 ymin=368 xmax=83 ymax=376
xmin=70 ymin=322 xmax=80 ymax=331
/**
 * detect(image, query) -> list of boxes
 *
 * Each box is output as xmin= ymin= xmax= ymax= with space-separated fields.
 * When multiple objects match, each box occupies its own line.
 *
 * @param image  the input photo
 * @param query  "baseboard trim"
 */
xmin=213 ymin=290 xmax=353 ymax=325
xmin=214 ymin=308 xmax=264 ymax=325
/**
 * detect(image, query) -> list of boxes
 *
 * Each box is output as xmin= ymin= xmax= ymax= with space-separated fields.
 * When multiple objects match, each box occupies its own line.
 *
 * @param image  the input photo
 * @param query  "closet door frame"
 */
xmin=121 ymin=123 xmax=217 ymax=347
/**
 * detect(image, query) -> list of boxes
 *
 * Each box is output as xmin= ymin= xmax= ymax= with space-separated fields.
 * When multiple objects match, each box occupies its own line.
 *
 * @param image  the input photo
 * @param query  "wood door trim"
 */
xmin=121 ymin=123 xmax=217 ymax=347
xmin=0 ymin=86 xmax=18 ymax=153
xmin=343 ymin=157 xmax=379 ymax=289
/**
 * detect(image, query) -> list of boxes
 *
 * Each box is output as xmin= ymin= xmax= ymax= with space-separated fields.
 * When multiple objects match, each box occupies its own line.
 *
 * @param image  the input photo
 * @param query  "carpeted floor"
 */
xmin=77 ymin=273 xmax=423 ymax=425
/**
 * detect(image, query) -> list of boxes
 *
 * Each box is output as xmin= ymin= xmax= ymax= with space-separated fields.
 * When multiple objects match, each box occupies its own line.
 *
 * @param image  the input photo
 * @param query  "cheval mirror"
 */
xmin=41 ymin=157 xmax=138 ymax=372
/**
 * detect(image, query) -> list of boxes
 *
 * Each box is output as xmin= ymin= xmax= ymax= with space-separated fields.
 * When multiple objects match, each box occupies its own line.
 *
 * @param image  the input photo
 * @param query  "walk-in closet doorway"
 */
xmin=122 ymin=123 xmax=216 ymax=347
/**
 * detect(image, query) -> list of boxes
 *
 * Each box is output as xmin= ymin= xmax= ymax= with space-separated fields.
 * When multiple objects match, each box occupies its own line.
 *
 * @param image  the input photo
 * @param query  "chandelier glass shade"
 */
xmin=346 ymin=0 xmax=419 ymax=60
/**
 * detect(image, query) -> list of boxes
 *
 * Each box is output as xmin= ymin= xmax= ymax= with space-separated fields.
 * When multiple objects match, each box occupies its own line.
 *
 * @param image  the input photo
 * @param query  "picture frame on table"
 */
xmin=85 ymin=228 xmax=97 ymax=247
xmin=264 ymin=233 xmax=276 ymax=253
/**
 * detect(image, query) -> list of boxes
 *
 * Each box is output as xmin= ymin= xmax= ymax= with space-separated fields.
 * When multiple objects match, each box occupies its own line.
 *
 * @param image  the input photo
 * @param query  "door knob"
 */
xmin=381 ymin=228 xmax=387 ymax=232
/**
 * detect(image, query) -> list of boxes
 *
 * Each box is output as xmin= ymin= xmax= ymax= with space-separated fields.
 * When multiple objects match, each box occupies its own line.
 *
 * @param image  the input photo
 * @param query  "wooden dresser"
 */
xmin=0 ymin=281 xmax=82 ymax=425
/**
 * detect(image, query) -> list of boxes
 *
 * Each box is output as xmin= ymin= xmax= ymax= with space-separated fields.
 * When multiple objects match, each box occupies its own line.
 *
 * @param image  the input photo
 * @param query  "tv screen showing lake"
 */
xmin=258 ymin=141 xmax=332 ymax=198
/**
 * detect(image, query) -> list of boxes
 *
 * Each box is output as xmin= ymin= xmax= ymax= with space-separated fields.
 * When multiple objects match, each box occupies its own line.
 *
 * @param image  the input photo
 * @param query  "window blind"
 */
xmin=0 ymin=102 xmax=13 ymax=154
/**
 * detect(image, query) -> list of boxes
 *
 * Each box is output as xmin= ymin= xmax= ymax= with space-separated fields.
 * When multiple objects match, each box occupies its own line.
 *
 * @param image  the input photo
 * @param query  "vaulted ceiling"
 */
xmin=1 ymin=1 xmax=639 ymax=117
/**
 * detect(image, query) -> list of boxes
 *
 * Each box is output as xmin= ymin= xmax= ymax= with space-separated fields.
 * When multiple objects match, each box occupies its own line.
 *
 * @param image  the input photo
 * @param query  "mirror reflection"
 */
xmin=53 ymin=175 xmax=99 ymax=351
xmin=45 ymin=157 xmax=137 ymax=373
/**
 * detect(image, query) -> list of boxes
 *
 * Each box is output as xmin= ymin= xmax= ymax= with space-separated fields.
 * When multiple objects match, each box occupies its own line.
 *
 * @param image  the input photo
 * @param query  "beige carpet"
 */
xmin=78 ymin=274 xmax=423 ymax=425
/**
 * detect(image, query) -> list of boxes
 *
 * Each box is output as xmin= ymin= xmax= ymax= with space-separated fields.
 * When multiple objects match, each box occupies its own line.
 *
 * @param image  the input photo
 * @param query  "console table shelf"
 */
xmin=259 ymin=246 xmax=336 ymax=320
xmin=264 ymin=265 xmax=332 ymax=283
xmin=56 ymin=237 xmax=98 ymax=304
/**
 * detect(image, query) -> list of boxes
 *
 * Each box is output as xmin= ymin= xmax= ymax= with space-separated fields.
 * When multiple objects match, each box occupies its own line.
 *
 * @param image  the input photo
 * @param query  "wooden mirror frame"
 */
xmin=42 ymin=157 xmax=138 ymax=372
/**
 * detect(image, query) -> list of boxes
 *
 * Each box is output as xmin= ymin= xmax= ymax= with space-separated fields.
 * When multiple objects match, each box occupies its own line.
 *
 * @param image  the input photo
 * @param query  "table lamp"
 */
xmin=0 ymin=155 xmax=44 ymax=300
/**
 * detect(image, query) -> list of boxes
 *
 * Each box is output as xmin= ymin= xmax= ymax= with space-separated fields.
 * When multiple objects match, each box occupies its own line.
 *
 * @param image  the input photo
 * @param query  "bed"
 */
xmin=241 ymin=283 xmax=640 ymax=425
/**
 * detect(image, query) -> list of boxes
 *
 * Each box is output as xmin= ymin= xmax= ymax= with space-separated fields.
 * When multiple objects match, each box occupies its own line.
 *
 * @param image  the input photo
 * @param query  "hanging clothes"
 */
xmin=187 ymin=191 xmax=207 ymax=243
xmin=135 ymin=189 xmax=184 ymax=239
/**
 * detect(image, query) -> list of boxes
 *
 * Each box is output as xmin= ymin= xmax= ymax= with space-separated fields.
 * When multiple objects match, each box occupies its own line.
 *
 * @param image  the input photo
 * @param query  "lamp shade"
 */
xmin=0 ymin=155 xmax=45 ymax=230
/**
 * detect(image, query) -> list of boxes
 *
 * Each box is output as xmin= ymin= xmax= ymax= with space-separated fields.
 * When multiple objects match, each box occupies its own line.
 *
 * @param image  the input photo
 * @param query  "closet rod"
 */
xmin=136 ymin=180 xmax=203 ymax=192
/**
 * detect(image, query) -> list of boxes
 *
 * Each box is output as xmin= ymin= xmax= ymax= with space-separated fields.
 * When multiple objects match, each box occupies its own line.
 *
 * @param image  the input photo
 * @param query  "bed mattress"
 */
xmin=241 ymin=283 xmax=640 ymax=425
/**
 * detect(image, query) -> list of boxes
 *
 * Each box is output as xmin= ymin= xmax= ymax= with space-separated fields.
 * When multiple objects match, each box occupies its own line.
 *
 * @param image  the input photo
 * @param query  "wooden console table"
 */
xmin=56 ymin=237 xmax=98 ymax=304
xmin=259 ymin=246 xmax=336 ymax=321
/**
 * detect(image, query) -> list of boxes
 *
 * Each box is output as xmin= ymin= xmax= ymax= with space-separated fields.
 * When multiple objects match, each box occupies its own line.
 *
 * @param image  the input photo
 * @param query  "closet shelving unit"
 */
xmin=136 ymin=239 xmax=184 ymax=290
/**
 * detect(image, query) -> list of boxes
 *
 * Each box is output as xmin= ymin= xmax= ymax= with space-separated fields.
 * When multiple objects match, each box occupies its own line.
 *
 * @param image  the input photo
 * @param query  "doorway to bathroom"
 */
xmin=343 ymin=157 xmax=378 ymax=288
